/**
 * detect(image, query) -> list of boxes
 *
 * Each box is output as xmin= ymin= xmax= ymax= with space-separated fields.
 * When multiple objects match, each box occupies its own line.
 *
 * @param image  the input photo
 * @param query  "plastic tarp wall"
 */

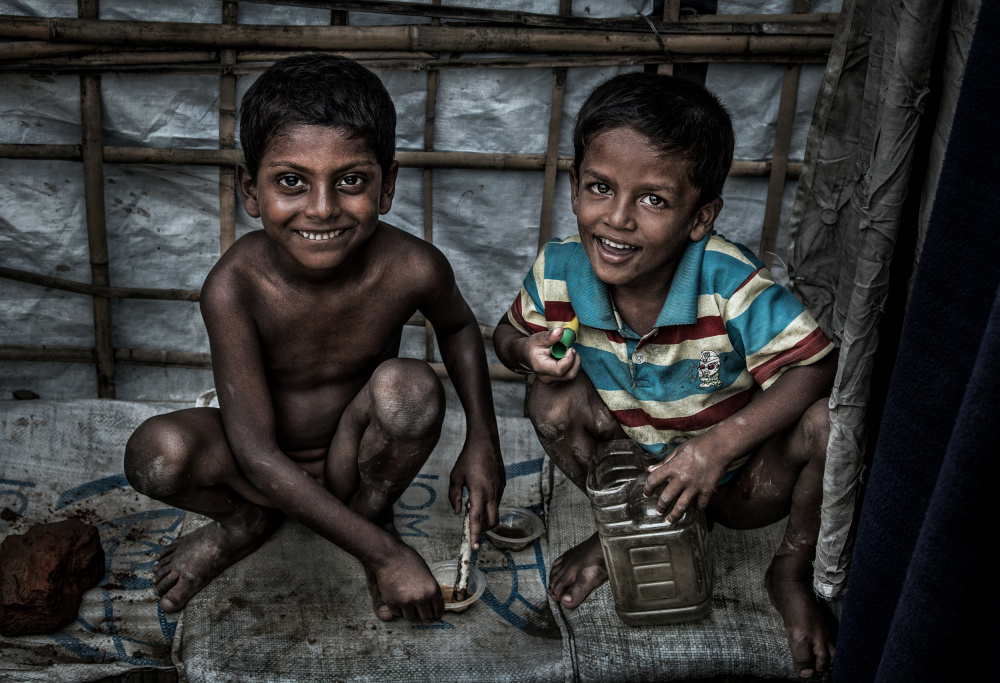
xmin=2 ymin=0 xmax=836 ymax=417
xmin=788 ymin=0 xmax=980 ymax=598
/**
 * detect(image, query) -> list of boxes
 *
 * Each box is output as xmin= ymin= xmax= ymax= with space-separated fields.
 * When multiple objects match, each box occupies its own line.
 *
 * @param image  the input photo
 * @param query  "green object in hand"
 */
xmin=551 ymin=317 xmax=580 ymax=359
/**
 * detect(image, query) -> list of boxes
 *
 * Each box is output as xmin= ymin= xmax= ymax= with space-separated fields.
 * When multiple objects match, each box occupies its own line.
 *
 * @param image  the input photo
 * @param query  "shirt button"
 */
xmin=633 ymin=352 xmax=646 ymax=365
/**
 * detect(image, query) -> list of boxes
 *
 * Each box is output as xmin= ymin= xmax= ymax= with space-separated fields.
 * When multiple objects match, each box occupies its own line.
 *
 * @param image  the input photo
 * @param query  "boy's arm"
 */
xmin=416 ymin=250 xmax=505 ymax=549
xmin=643 ymin=352 xmax=837 ymax=524
xmin=201 ymin=267 xmax=442 ymax=619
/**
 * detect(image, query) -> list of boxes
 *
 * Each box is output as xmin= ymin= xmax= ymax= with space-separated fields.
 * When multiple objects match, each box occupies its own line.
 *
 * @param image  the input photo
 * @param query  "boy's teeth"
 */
xmin=298 ymin=229 xmax=344 ymax=241
xmin=600 ymin=237 xmax=635 ymax=250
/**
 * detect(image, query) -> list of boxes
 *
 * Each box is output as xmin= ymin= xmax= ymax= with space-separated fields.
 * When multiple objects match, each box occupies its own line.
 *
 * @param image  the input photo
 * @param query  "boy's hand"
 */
xmin=521 ymin=328 xmax=582 ymax=384
xmin=448 ymin=440 xmax=505 ymax=549
xmin=374 ymin=544 xmax=445 ymax=621
xmin=641 ymin=434 xmax=731 ymax=525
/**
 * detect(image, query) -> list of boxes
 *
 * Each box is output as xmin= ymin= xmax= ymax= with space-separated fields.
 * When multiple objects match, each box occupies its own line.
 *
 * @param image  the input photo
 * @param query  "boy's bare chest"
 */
xmin=251 ymin=278 xmax=414 ymax=370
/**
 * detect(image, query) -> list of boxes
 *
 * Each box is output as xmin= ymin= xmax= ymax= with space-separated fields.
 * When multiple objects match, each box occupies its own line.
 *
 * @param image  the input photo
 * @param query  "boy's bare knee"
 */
xmin=124 ymin=416 xmax=195 ymax=500
xmin=798 ymin=398 xmax=831 ymax=463
xmin=368 ymin=358 xmax=444 ymax=439
xmin=525 ymin=380 xmax=574 ymax=443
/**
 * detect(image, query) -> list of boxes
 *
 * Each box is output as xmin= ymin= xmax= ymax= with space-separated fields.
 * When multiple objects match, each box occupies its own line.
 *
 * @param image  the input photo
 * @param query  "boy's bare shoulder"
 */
xmin=200 ymin=231 xmax=272 ymax=307
xmin=374 ymin=222 xmax=455 ymax=286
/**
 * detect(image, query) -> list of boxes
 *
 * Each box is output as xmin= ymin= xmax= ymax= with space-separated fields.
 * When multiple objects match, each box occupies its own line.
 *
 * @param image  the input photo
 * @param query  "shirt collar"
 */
xmin=565 ymin=234 xmax=709 ymax=330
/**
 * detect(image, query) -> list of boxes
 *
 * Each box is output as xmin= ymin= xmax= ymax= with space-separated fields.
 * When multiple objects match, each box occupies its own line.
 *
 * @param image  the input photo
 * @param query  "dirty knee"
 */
xmin=798 ymin=399 xmax=831 ymax=463
xmin=368 ymin=358 xmax=445 ymax=440
xmin=124 ymin=416 xmax=196 ymax=500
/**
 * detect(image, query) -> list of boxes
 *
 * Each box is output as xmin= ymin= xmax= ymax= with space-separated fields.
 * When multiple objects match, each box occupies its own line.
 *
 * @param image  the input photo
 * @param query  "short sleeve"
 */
xmin=506 ymin=247 xmax=548 ymax=336
xmin=723 ymin=266 xmax=834 ymax=390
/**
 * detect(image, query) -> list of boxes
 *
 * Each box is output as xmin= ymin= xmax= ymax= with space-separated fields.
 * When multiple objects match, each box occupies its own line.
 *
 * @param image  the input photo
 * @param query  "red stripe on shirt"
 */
xmin=545 ymin=300 xmax=576 ymax=323
xmin=644 ymin=316 xmax=728 ymax=347
xmin=510 ymin=295 xmax=546 ymax=333
xmin=612 ymin=387 xmax=755 ymax=433
xmin=735 ymin=267 xmax=764 ymax=293
xmin=752 ymin=327 xmax=833 ymax=385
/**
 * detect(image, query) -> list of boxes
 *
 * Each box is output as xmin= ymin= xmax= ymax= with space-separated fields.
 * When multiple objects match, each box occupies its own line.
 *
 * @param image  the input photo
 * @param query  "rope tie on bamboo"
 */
xmin=638 ymin=12 xmax=672 ymax=63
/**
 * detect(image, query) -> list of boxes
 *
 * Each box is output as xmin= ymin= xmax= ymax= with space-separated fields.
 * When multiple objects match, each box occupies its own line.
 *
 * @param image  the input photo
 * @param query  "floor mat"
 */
xmin=545 ymin=466 xmax=802 ymax=681
xmin=172 ymin=414 xmax=565 ymax=683
xmin=0 ymin=400 xmax=183 ymax=683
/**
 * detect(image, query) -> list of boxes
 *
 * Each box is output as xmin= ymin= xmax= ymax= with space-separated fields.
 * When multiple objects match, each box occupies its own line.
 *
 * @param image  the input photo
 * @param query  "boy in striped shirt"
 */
xmin=494 ymin=73 xmax=837 ymax=679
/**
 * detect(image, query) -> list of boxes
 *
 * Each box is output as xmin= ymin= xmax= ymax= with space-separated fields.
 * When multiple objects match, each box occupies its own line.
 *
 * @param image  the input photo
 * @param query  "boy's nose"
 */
xmin=604 ymin=197 xmax=636 ymax=231
xmin=305 ymin=185 xmax=340 ymax=220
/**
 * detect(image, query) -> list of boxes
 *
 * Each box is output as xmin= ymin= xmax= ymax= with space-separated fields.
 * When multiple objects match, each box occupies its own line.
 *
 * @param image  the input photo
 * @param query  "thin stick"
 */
xmin=454 ymin=500 xmax=473 ymax=601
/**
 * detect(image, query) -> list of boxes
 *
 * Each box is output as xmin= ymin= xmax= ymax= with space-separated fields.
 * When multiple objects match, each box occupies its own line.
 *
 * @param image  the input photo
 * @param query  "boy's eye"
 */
xmin=339 ymin=174 xmax=363 ymax=187
xmin=277 ymin=175 xmax=303 ymax=188
xmin=642 ymin=194 xmax=665 ymax=207
xmin=590 ymin=183 xmax=611 ymax=195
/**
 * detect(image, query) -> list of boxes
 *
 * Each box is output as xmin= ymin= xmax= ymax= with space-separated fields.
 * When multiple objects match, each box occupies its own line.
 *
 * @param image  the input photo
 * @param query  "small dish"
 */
xmin=429 ymin=560 xmax=486 ymax=612
xmin=485 ymin=506 xmax=545 ymax=551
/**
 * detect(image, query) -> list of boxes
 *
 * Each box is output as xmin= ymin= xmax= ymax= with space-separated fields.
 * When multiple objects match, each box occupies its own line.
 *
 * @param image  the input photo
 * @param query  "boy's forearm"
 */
xmin=493 ymin=318 xmax=530 ymax=373
xmin=234 ymin=447 xmax=401 ymax=568
xmin=436 ymin=318 xmax=500 ymax=441
xmin=707 ymin=355 xmax=836 ymax=462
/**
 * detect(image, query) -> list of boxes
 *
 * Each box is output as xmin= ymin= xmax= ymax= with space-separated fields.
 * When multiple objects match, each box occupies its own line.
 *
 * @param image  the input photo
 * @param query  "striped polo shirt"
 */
xmin=507 ymin=232 xmax=833 ymax=468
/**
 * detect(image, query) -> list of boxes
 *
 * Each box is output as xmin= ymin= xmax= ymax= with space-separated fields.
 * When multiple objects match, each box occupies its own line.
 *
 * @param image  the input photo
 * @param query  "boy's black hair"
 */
xmin=239 ymin=53 xmax=396 ymax=179
xmin=573 ymin=72 xmax=735 ymax=208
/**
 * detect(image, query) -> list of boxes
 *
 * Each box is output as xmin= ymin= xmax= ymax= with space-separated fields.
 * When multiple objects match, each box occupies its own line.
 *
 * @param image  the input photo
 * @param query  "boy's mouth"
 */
xmin=595 ymin=235 xmax=639 ymax=261
xmin=294 ymin=228 xmax=345 ymax=242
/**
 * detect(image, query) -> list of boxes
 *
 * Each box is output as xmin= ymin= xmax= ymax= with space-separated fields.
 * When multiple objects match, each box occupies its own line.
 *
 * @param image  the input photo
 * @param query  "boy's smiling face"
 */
xmin=238 ymin=124 xmax=397 ymax=272
xmin=571 ymin=127 xmax=721 ymax=296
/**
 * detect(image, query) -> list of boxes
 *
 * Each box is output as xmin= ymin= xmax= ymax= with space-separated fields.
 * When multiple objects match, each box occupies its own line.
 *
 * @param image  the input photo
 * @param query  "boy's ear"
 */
xmin=569 ymin=167 xmax=580 ymax=215
xmin=378 ymin=161 xmax=400 ymax=215
xmin=689 ymin=197 xmax=723 ymax=242
xmin=236 ymin=163 xmax=261 ymax=219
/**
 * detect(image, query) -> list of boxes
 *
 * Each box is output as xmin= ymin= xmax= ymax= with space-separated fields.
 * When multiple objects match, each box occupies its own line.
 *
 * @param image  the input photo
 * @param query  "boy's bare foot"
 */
xmin=153 ymin=504 xmax=282 ymax=613
xmin=765 ymin=554 xmax=838 ymax=679
xmin=548 ymin=532 xmax=608 ymax=608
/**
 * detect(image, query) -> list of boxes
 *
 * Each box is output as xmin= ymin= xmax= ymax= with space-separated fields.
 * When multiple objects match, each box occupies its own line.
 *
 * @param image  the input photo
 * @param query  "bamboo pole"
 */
xmin=537 ymin=67 xmax=566 ymax=252
xmin=422 ymin=1 xmax=441 ymax=364
xmin=0 ymin=143 xmax=800 ymax=177
xmin=0 ymin=345 xmax=523 ymax=381
xmin=77 ymin=0 xmax=115 ymax=399
xmin=0 ymin=16 xmax=833 ymax=55
xmin=1 ymin=51 xmax=829 ymax=75
xmin=0 ymin=266 xmax=201 ymax=301
xmin=234 ymin=1 xmax=836 ymax=32
xmin=219 ymin=2 xmax=238 ymax=255
xmin=657 ymin=0 xmax=681 ymax=76
xmin=758 ymin=0 xmax=808 ymax=269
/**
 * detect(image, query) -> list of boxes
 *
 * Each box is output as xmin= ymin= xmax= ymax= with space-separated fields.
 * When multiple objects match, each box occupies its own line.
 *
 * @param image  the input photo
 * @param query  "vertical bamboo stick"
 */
xmin=78 ymin=0 xmax=115 ymax=399
xmin=657 ymin=0 xmax=681 ymax=75
xmin=423 ymin=1 xmax=440 ymax=363
xmin=219 ymin=1 xmax=238 ymax=254
xmin=757 ymin=0 xmax=808 ymax=269
xmin=537 ymin=67 xmax=566 ymax=252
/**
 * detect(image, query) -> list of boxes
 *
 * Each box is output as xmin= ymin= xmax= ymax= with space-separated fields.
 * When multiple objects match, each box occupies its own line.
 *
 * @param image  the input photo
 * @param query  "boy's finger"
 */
xmin=468 ymin=496 xmax=487 ymax=549
xmin=664 ymin=491 xmax=696 ymax=525
xmin=447 ymin=481 xmax=463 ymax=514
xmin=655 ymin=480 xmax=684 ymax=515
xmin=643 ymin=465 xmax=670 ymax=496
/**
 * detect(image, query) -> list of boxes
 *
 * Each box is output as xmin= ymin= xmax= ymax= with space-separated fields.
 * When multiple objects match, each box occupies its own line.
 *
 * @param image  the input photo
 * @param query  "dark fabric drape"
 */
xmin=834 ymin=1 xmax=1000 ymax=678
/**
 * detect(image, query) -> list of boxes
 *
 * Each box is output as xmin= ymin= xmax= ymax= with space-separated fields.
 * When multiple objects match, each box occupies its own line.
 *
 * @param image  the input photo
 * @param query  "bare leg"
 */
xmin=525 ymin=374 xmax=626 ymax=608
xmin=124 ymin=408 xmax=283 ymax=613
xmin=710 ymin=398 xmax=837 ymax=679
xmin=325 ymin=358 xmax=445 ymax=621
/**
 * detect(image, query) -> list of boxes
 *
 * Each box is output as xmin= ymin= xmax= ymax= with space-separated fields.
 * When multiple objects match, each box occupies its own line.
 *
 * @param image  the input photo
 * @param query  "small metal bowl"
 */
xmin=486 ymin=506 xmax=545 ymax=551
xmin=429 ymin=560 xmax=486 ymax=612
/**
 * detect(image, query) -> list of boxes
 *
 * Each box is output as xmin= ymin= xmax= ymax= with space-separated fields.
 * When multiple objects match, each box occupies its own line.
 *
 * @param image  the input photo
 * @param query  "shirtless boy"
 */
xmin=493 ymin=73 xmax=838 ymax=678
xmin=124 ymin=54 xmax=504 ymax=622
